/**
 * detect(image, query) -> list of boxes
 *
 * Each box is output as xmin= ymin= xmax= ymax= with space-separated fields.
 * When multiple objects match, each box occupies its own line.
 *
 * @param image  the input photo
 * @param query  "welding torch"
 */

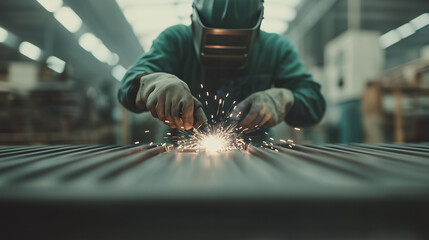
xmin=194 ymin=106 xmax=211 ymax=133
xmin=200 ymin=121 xmax=211 ymax=133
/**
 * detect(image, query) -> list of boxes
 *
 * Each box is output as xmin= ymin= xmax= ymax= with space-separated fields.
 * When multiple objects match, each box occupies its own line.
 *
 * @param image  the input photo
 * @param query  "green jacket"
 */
xmin=118 ymin=24 xmax=325 ymax=127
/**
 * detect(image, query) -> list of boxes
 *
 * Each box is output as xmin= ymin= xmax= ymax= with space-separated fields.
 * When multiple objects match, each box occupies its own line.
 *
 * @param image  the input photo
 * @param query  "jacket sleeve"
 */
xmin=117 ymin=26 xmax=182 ymax=113
xmin=273 ymin=38 xmax=326 ymax=127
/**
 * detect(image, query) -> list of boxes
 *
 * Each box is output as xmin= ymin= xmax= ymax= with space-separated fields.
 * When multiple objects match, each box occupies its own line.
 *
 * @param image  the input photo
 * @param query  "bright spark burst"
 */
xmin=172 ymin=90 xmax=251 ymax=153
xmin=176 ymin=121 xmax=247 ymax=153
xmin=200 ymin=135 xmax=227 ymax=154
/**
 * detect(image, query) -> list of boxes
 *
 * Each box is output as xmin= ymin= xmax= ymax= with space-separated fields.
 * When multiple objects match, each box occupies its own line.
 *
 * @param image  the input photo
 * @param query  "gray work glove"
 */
xmin=232 ymin=88 xmax=295 ymax=131
xmin=135 ymin=73 xmax=207 ymax=130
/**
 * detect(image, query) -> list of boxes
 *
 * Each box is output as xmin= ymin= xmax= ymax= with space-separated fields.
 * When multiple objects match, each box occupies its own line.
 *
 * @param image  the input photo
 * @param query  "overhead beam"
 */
xmin=287 ymin=0 xmax=340 ymax=44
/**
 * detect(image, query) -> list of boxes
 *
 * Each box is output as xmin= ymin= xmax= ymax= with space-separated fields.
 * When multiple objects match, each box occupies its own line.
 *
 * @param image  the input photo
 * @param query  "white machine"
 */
xmin=324 ymin=30 xmax=384 ymax=104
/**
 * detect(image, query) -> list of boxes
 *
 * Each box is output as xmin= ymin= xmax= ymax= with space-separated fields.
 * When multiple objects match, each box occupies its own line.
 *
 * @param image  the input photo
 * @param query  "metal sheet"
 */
xmin=1 ymin=143 xmax=429 ymax=240
xmin=0 ymin=143 xmax=429 ymax=200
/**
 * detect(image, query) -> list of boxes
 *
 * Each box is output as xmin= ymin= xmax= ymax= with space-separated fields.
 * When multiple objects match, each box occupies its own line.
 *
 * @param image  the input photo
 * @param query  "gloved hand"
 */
xmin=135 ymin=73 xmax=207 ymax=130
xmin=232 ymin=88 xmax=294 ymax=131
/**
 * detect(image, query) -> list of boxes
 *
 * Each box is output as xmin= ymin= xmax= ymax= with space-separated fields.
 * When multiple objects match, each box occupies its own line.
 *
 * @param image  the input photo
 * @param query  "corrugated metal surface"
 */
xmin=1 ymin=144 xmax=429 ymax=240
xmin=0 ymin=143 xmax=429 ymax=200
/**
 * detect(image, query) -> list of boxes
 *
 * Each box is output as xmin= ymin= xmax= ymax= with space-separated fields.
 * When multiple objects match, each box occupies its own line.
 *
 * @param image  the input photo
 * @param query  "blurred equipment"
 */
xmin=364 ymin=59 xmax=429 ymax=143
xmin=324 ymin=30 xmax=384 ymax=143
xmin=0 ymin=61 xmax=118 ymax=144
xmin=1 ymin=143 xmax=429 ymax=239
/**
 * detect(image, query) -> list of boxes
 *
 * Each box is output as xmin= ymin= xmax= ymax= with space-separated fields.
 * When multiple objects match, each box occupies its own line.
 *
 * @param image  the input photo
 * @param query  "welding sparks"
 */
xmin=176 ymin=121 xmax=246 ymax=153
xmin=158 ymin=85 xmax=298 ymax=153
xmin=171 ymin=88 xmax=248 ymax=153
xmin=200 ymin=135 xmax=227 ymax=154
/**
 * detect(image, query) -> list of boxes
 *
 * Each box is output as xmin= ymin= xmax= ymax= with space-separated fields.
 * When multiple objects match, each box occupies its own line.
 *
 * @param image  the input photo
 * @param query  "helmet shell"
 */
xmin=193 ymin=0 xmax=264 ymax=29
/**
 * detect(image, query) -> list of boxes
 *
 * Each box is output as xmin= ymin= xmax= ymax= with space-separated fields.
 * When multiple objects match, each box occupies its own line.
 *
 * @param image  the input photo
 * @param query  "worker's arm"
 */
xmin=117 ymin=26 xmax=207 ymax=129
xmin=273 ymin=38 xmax=326 ymax=127
xmin=233 ymin=37 xmax=325 ymax=129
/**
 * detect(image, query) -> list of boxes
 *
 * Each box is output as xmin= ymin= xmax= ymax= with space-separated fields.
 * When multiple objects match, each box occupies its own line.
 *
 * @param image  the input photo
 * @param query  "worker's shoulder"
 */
xmin=159 ymin=24 xmax=192 ymax=40
xmin=258 ymin=30 xmax=294 ymax=50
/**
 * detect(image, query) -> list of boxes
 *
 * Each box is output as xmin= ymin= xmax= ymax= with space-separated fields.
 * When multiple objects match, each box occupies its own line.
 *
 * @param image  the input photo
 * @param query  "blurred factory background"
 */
xmin=0 ymin=0 xmax=428 ymax=145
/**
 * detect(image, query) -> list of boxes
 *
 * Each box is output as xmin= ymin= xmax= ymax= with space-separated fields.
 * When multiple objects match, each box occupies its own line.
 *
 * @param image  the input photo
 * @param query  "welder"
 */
xmin=118 ymin=0 xmax=325 ymax=136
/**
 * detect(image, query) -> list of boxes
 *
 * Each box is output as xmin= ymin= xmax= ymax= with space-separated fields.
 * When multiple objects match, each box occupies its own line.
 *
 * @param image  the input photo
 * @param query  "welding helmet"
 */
xmin=191 ymin=0 xmax=264 ymax=70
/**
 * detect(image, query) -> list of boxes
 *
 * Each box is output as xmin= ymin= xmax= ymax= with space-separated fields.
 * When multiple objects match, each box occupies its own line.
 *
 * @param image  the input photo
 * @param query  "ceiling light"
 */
xmin=380 ymin=13 xmax=429 ymax=49
xmin=123 ymin=7 xmax=178 ymax=35
xmin=19 ymin=41 xmax=42 ymax=61
xmin=107 ymin=53 xmax=120 ymax=66
xmin=265 ymin=0 xmax=301 ymax=8
xmin=264 ymin=4 xmax=297 ymax=21
xmin=117 ymin=0 xmax=193 ymax=8
xmin=54 ymin=7 xmax=82 ymax=33
xmin=35 ymin=0 xmax=63 ymax=12
xmin=46 ymin=56 xmax=66 ymax=73
xmin=79 ymin=32 xmax=118 ymax=65
xmin=379 ymin=30 xmax=401 ymax=49
xmin=0 ymin=26 xmax=8 ymax=42
xmin=79 ymin=33 xmax=100 ymax=52
xmin=410 ymin=13 xmax=429 ymax=30
xmin=117 ymin=1 xmax=192 ymax=50
xmin=92 ymin=43 xmax=111 ymax=63
xmin=261 ymin=20 xmax=289 ymax=34
xmin=112 ymin=65 xmax=126 ymax=81
xmin=397 ymin=23 xmax=416 ymax=39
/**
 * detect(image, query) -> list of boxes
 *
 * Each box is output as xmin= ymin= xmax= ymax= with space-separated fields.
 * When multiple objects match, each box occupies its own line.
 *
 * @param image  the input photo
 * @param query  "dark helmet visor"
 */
xmin=192 ymin=7 xmax=263 ymax=70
